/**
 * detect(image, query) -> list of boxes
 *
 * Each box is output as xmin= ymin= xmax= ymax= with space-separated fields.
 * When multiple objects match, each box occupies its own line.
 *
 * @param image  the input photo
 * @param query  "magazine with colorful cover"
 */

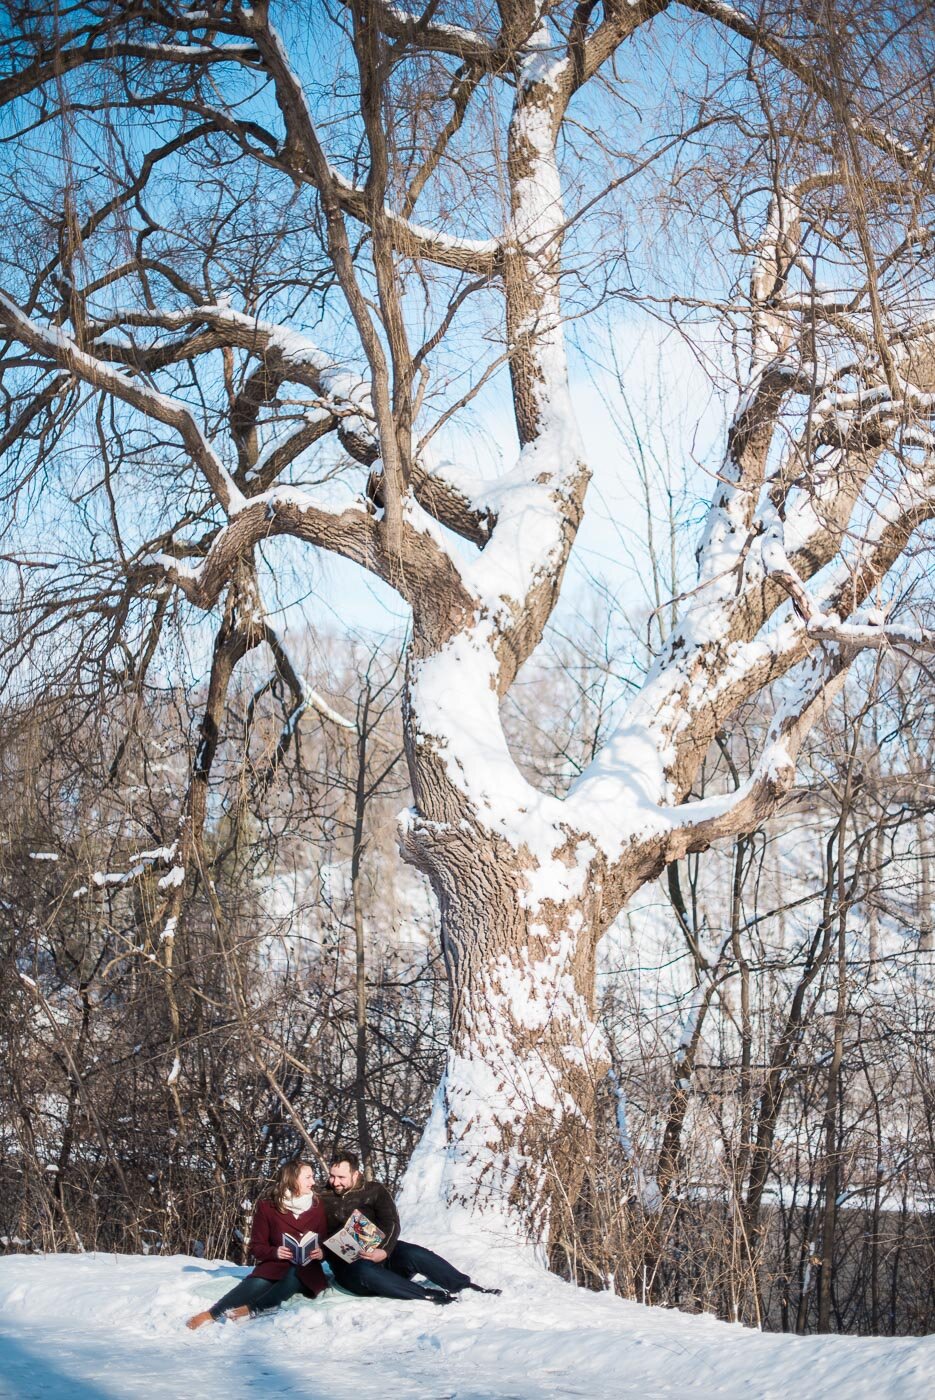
xmin=281 ymin=1229 xmax=319 ymax=1267
xmin=324 ymin=1210 xmax=385 ymax=1263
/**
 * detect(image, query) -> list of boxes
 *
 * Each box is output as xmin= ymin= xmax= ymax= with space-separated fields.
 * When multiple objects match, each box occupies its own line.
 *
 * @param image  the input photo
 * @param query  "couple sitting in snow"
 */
xmin=187 ymin=1150 xmax=499 ymax=1328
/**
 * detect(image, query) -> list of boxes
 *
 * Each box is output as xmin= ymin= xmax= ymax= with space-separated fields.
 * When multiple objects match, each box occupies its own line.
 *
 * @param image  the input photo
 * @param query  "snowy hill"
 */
xmin=0 ymin=1251 xmax=932 ymax=1399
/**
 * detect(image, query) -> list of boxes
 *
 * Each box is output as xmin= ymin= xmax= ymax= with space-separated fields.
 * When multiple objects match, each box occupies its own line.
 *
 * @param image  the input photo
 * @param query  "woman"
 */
xmin=187 ymin=1160 xmax=328 ymax=1327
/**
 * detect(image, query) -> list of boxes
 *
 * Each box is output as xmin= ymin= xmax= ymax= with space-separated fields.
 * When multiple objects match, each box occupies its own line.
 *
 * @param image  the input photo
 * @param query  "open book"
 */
xmin=282 ymin=1229 xmax=319 ymax=1267
xmin=324 ymin=1209 xmax=385 ymax=1263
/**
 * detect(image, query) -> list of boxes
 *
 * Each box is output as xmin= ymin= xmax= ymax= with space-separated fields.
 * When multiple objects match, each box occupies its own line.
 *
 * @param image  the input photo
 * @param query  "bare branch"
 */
xmin=0 ymin=290 xmax=244 ymax=514
xmin=679 ymin=0 xmax=929 ymax=180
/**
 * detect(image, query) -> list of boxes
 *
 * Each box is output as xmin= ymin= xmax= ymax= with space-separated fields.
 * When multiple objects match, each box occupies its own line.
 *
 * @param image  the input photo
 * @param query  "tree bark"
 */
xmin=401 ymin=810 xmax=608 ymax=1236
xmin=352 ymin=683 xmax=374 ymax=1175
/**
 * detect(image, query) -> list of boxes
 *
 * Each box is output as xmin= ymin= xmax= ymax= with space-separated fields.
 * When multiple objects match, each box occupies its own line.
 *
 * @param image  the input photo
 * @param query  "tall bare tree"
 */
xmin=1 ymin=0 xmax=934 ymax=1247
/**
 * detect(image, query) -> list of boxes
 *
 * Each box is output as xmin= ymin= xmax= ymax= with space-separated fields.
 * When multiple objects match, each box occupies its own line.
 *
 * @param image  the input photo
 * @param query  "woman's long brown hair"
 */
xmin=268 ymin=1159 xmax=316 ymax=1212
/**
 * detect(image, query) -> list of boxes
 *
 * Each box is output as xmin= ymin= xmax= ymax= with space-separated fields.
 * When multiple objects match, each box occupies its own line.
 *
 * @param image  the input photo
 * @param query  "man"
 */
xmin=319 ymin=1152 xmax=500 ymax=1305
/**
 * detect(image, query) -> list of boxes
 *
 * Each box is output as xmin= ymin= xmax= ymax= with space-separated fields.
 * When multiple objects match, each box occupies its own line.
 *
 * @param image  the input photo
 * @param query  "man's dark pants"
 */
xmin=328 ymin=1239 xmax=471 ymax=1301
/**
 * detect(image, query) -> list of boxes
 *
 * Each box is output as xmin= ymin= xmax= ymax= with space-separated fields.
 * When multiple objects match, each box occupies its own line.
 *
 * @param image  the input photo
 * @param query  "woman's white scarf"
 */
xmin=281 ymin=1190 xmax=314 ymax=1218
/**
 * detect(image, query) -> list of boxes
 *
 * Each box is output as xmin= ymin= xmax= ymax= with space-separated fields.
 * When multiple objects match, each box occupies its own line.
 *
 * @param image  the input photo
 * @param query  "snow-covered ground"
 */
xmin=0 ymin=1248 xmax=932 ymax=1399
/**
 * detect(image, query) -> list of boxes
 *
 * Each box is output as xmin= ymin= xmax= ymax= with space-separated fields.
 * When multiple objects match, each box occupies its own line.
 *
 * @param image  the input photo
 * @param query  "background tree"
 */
xmin=1 ymin=0 xmax=934 ymax=1255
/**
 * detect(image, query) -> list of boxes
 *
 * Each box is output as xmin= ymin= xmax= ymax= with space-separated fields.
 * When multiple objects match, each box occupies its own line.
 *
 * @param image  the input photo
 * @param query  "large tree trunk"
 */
xmin=422 ymin=838 xmax=606 ymax=1236
xmin=397 ymin=623 xmax=611 ymax=1241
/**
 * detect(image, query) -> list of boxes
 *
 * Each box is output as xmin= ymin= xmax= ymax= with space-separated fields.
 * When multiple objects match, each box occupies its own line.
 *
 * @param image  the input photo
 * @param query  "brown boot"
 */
xmin=226 ymin=1305 xmax=252 ymax=1323
xmin=186 ymin=1311 xmax=214 ymax=1330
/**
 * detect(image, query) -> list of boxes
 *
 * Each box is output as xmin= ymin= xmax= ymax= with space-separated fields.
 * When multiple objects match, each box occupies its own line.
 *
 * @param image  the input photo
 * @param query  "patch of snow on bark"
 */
xmin=408 ymin=627 xmax=599 ymax=904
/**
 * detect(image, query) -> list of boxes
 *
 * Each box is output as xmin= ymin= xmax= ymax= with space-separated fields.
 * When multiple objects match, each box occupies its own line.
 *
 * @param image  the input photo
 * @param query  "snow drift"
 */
xmin=0 ymin=1248 xmax=932 ymax=1399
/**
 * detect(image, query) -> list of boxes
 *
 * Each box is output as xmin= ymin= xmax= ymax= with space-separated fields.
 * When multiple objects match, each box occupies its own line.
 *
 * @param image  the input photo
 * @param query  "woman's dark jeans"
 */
xmin=208 ymin=1266 xmax=305 ymax=1319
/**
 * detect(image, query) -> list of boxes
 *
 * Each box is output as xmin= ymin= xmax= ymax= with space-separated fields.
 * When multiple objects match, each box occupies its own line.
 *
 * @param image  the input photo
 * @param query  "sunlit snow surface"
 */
xmin=0 ymin=1251 xmax=933 ymax=1399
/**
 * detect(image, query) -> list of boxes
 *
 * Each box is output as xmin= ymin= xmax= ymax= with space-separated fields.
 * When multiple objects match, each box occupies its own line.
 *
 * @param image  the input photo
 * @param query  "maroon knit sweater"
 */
xmin=248 ymin=1197 xmax=329 ymax=1296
